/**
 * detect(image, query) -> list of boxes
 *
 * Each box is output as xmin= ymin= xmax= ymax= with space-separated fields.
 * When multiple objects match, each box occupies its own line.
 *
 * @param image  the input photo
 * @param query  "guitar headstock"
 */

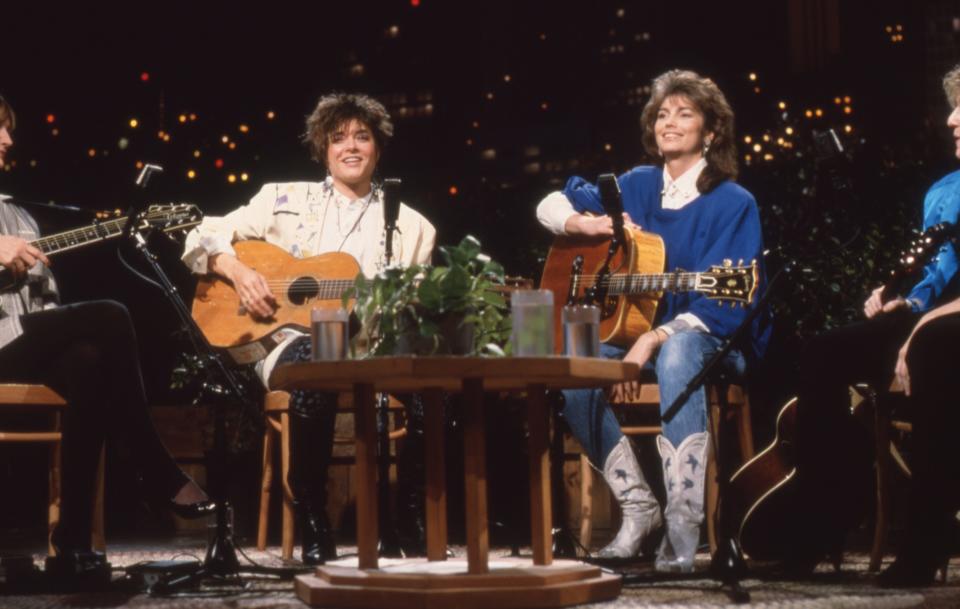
xmin=139 ymin=203 xmax=204 ymax=236
xmin=896 ymin=222 xmax=957 ymax=276
xmin=700 ymin=259 xmax=758 ymax=305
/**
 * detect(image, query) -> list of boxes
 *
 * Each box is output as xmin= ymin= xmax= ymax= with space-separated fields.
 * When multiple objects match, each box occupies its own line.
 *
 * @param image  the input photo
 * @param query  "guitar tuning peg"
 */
xmin=722 ymin=258 xmax=732 ymax=268
xmin=738 ymin=258 xmax=744 ymax=266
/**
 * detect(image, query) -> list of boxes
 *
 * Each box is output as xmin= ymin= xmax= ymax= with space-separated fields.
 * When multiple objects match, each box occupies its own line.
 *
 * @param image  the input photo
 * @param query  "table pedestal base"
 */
xmin=294 ymin=557 xmax=621 ymax=609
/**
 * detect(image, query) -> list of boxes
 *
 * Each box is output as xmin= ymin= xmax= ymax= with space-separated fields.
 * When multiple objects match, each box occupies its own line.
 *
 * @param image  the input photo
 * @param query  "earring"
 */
xmin=702 ymin=139 xmax=712 ymax=156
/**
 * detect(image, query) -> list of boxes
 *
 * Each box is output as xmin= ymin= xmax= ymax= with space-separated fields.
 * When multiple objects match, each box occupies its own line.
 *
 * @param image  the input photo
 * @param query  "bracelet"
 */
xmin=652 ymin=327 xmax=668 ymax=343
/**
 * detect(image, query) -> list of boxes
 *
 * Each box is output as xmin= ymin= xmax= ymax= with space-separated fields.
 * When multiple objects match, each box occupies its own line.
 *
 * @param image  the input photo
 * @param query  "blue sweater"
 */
xmin=904 ymin=169 xmax=960 ymax=311
xmin=563 ymin=166 xmax=771 ymax=359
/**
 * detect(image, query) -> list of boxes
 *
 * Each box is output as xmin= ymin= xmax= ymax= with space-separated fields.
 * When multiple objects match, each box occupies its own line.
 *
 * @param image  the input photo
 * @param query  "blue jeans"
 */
xmin=561 ymin=332 xmax=747 ymax=466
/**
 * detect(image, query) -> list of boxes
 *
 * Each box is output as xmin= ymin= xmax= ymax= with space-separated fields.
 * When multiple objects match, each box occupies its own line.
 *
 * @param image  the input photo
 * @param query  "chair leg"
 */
xmin=578 ymin=453 xmax=593 ymax=555
xmin=706 ymin=402 xmax=721 ymax=554
xmin=734 ymin=394 xmax=755 ymax=461
xmin=870 ymin=393 xmax=892 ymax=572
xmin=91 ymin=447 xmax=106 ymax=552
xmin=281 ymin=411 xmax=295 ymax=560
xmin=48 ymin=419 xmax=62 ymax=557
xmin=257 ymin=423 xmax=275 ymax=551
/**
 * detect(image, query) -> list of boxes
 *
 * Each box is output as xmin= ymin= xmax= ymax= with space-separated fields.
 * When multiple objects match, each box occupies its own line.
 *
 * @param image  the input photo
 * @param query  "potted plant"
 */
xmin=343 ymin=235 xmax=511 ymax=356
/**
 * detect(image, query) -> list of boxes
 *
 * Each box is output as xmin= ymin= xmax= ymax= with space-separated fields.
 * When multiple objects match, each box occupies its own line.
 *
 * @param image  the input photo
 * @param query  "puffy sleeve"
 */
xmin=904 ymin=180 xmax=960 ymax=311
xmin=181 ymin=184 xmax=278 ymax=274
xmin=686 ymin=193 xmax=765 ymax=340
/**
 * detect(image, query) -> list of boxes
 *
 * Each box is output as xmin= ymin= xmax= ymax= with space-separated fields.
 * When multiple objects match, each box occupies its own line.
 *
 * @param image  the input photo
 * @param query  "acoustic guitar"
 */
xmin=727 ymin=222 xmax=959 ymax=560
xmin=0 ymin=204 xmax=202 ymax=291
xmin=539 ymin=226 xmax=758 ymax=352
xmin=191 ymin=240 xmax=360 ymax=349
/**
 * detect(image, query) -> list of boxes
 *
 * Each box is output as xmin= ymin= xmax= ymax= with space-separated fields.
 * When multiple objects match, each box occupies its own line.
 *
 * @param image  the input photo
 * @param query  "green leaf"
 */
xmin=417 ymin=280 xmax=444 ymax=310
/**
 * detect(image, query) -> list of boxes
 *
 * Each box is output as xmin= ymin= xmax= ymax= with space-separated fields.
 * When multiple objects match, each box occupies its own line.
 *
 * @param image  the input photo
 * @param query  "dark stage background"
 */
xmin=2 ymin=0 xmax=958 ymax=539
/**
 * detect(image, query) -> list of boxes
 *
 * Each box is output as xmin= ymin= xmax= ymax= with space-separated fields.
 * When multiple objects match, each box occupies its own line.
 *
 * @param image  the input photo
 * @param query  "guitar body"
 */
xmin=726 ymin=398 xmax=799 ymax=559
xmin=540 ymin=227 xmax=665 ymax=353
xmin=192 ymin=240 xmax=360 ymax=347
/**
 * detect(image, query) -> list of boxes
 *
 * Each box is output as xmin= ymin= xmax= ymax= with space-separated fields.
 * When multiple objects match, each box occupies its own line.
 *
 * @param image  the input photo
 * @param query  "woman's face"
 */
xmin=947 ymin=99 xmax=960 ymax=160
xmin=654 ymin=94 xmax=710 ymax=162
xmin=0 ymin=125 xmax=12 ymax=168
xmin=326 ymin=119 xmax=379 ymax=192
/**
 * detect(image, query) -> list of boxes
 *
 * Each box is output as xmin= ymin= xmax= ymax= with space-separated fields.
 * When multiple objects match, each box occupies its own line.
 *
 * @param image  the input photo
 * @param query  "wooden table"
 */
xmin=271 ymin=356 xmax=638 ymax=609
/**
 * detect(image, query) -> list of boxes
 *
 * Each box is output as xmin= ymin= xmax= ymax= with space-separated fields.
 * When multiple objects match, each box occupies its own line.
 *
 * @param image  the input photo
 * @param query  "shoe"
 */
xmin=299 ymin=503 xmax=338 ymax=565
xmin=167 ymin=498 xmax=217 ymax=520
xmin=655 ymin=432 xmax=708 ymax=573
xmin=47 ymin=527 xmax=112 ymax=591
xmin=593 ymin=436 xmax=663 ymax=560
xmin=877 ymin=555 xmax=943 ymax=588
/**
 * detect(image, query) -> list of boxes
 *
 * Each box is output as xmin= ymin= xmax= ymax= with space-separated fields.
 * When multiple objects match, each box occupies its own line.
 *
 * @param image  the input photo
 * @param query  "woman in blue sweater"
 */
xmin=537 ymin=69 xmax=769 ymax=571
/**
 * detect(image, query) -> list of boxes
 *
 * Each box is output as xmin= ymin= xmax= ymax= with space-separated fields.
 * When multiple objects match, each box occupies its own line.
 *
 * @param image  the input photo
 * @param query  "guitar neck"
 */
xmin=605 ymin=271 xmax=710 ymax=295
xmin=31 ymin=217 xmax=129 ymax=256
xmin=312 ymin=279 xmax=356 ymax=300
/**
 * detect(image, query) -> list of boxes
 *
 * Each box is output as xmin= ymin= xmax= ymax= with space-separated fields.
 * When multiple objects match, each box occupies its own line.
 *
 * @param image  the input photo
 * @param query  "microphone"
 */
xmin=381 ymin=178 xmax=402 ymax=266
xmin=597 ymin=173 xmax=627 ymax=247
xmin=123 ymin=163 xmax=164 ymax=238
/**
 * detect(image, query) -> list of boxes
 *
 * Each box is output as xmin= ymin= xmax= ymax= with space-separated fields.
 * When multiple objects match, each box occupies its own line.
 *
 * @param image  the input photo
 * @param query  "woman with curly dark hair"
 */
xmin=537 ymin=70 xmax=769 ymax=571
xmin=183 ymin=92 xmax=436 ymax=565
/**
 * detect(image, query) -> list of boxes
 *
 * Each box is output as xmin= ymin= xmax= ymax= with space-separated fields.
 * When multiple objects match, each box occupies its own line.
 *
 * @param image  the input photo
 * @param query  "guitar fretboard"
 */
xmin=32 ymin=218 xmax=129 ymax=255
xmin=602 ymin=272 xmax=711 ymax=295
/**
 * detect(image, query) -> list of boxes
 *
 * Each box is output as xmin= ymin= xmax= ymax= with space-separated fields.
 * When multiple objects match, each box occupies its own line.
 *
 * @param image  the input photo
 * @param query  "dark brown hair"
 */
xmin=640 ymin=70 xmax=737 ymax=193
xmin=303 ymin=93 xmax=393 ymax=165
xmin=0 ymin=95 xmax=16 ymax=131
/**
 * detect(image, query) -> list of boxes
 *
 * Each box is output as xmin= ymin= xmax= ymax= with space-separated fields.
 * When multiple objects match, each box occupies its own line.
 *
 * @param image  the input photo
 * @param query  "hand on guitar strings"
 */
xmin=863 ymin=285 xmax=909 ymax=319
xmin=210 ymin=252 xmax=278 ymax=319
xmin=563 ymin=212 xmax=640 ymax=237
xmin=0 ymin=235 xmax=50 ymax=280
xmin=612 ymin=328 xmax=668 ymax=396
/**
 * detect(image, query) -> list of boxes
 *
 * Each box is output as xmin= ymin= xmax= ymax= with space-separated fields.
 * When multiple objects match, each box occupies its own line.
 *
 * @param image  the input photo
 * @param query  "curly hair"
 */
xmin=303 ymin=93 xmax=393 ymax=165
xmin=0 ymin=95 xmax=16 ymax=131
xmin=944 ymin=65 xmax=960 ymax=108
xmin=639 ymin=70 xmax=737 ymax=193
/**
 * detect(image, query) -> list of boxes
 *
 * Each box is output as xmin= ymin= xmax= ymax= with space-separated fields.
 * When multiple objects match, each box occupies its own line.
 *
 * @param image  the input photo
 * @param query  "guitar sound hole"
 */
xmin=288 ymin=276 xmax=320 ymax=305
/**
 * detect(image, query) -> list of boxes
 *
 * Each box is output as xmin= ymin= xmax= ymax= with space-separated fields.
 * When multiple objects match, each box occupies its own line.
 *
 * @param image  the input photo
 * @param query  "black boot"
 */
xmin=395 ymin=394 xmax=427 ymax=557
xmin=289 ymin=405 xmax=338 ymax=565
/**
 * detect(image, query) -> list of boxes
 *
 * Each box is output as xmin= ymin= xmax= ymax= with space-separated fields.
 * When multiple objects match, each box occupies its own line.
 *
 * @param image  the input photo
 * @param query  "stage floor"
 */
xmin=2 ymin=537 xmax=959 ymax=608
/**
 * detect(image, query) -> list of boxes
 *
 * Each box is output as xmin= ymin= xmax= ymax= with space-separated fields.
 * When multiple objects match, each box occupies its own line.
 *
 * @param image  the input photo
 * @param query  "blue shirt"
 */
xmin=905 ymin=169 xmax=960 ymax=311
xmin=563 ymin=166 xmax=771 ymax=359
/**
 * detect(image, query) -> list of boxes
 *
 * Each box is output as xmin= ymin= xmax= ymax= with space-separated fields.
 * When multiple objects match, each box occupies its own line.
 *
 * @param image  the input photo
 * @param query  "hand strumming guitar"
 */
xmin=209 ymin=252 xmax=277 ymax=319
xmin=563 ymin=212 xmax=639 ymax=237
xmin=863 ymin=285 xmax=910 ymax=319
xmin=0 ymin=235 xmax=50 ymax=281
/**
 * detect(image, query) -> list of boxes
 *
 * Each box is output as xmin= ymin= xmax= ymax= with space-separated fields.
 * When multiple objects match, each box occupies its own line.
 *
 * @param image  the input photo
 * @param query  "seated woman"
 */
xmin=536 ymin=70 xmax=769 ymax=571
xmin=182 ymin=93 xmax=436 ymax=564
xmin=0 ymin=95 xmax=213 ymax=581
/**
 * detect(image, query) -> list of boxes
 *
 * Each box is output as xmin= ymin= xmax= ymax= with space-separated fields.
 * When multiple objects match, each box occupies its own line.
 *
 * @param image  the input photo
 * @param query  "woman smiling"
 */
xmin=537 ymin=70 xmax=769 ymax=571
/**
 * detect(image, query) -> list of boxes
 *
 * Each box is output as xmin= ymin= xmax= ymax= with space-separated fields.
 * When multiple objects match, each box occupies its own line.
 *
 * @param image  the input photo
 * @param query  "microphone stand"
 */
xmin=116 ymin=165 xmax=305 ymax=594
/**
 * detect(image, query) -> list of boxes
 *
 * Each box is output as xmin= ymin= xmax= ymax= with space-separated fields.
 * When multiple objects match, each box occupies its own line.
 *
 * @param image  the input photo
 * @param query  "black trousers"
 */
xmin=795 ymin=308 xmax=960 ymax=558
xmin=0 ymin=300 xmax=186 ymax=550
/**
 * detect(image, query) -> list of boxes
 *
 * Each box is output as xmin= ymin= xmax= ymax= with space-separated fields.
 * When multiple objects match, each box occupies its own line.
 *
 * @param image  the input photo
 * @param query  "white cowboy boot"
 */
xmin=595 ymin=436 xmax=663 ymax=558
xmin=655 ymin=432 xmax=708 ymax=572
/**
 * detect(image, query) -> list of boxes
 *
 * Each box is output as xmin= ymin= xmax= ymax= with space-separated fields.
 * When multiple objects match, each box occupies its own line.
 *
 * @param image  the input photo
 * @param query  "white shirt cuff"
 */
xmin=536 ymin=191 xmax=578 ymax=235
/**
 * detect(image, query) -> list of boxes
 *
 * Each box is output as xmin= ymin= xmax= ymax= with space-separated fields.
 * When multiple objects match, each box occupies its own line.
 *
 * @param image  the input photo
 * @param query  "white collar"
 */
xmin=325 ymin=176 xmax=375 ymax=208
xmin=661 ymin=158 xmax=706 ymax=210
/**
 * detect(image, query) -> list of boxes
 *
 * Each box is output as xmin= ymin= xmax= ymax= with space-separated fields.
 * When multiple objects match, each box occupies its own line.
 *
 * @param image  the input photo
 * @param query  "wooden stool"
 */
xmin=0 ymin=384 xmax=105 ymax=555
xmin=256 ymin=390 xmax=407 ymax=559
xmin=577 ymin=376 xmax=754 ymax=553
xmin=853 ymin=380 xmax=913 ymax=572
